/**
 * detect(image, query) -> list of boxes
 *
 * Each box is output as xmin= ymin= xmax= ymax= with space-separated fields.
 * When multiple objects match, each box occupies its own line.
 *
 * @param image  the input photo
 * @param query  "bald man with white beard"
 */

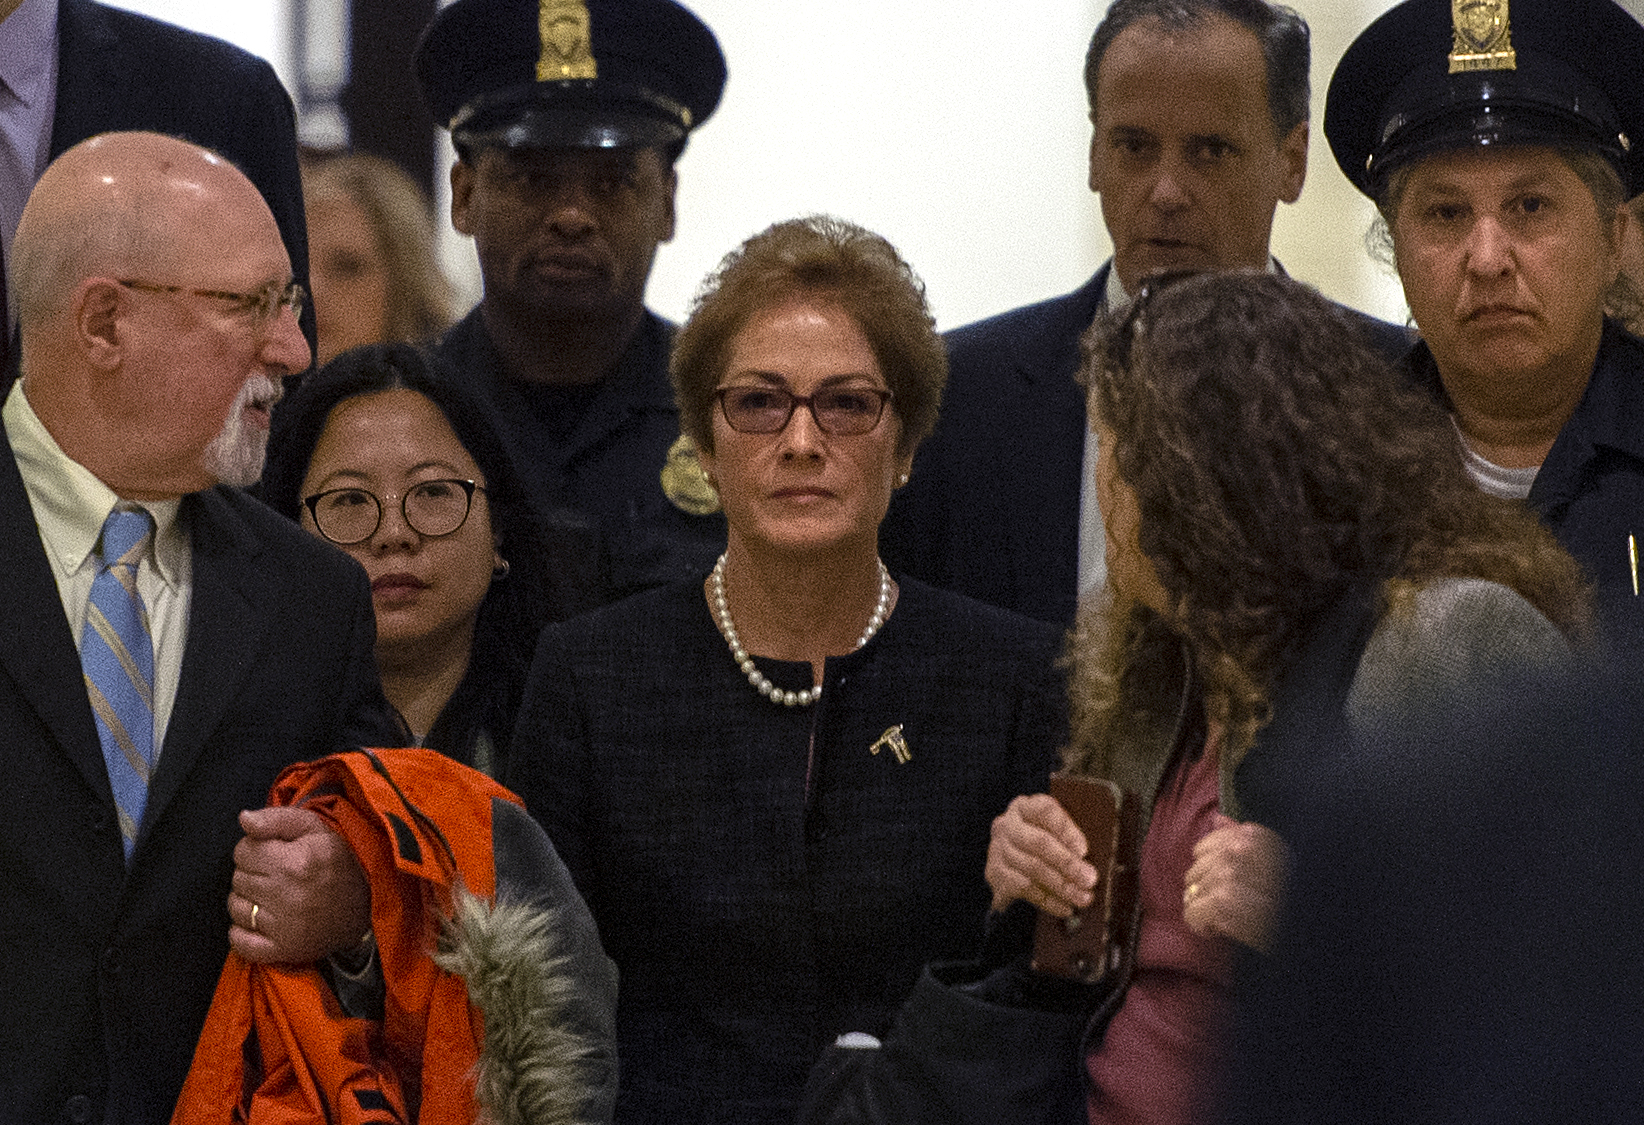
xmin=0 ymin=131 xmax=397 ymax=1125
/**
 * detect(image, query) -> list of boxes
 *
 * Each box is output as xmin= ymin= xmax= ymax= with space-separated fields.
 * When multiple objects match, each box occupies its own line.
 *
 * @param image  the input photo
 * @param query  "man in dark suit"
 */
xmin=0 ymin=0 xmax=312 ymax=359
xmin=0 ymin=132 xmax=396 ymax=1125
xmin=880 ymin=0 xmax=1411 ymax=624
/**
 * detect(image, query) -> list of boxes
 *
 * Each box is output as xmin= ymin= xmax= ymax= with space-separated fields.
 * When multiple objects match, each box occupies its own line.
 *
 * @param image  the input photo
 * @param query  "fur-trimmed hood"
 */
xmin=438 ymin=820 xmax=619 ymax=1124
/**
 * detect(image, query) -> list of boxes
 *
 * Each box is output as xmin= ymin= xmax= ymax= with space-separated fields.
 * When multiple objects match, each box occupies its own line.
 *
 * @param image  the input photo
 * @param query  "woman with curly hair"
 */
xmin=985 ymin=268 xmax=1589 ymax=1124
xmin=805 ymin=269 xmax=1590 ymax=1125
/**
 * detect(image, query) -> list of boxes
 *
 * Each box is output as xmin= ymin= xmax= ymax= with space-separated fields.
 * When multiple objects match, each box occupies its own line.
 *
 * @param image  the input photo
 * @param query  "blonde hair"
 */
xmin=302 ymin=152 xmax=459 ymax=343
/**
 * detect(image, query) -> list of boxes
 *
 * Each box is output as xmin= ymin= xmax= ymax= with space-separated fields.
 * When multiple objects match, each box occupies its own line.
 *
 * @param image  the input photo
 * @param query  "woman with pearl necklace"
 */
xmin=507 ymin=216 xmax=1067 ymax=1125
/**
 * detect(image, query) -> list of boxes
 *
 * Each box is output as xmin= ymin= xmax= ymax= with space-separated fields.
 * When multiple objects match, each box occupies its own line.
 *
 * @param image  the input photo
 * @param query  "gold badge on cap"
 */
xmin=1450 ymin=0 xmax=1516 ymax=73
xmin=661 ymin=433 xmax=721 ymax=516
xmin=538 ymin=0 xmax=597 ymax=82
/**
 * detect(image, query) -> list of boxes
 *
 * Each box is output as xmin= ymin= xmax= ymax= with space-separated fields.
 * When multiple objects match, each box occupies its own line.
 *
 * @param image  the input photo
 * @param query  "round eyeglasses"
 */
xmin=715 ymin=385 xmax=894 ymax=436
xmin=303 ymin=479 xmax=485 ymax=546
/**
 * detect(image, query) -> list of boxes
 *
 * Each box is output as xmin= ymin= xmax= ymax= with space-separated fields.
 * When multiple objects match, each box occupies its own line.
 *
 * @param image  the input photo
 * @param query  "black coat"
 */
xmin=508 ymin=576 xmax=1066 ymax=1124
xmin=1226 ymin=664 xmax=1644 ymax=1125
xmin=0 ymin=430 xmax=398 ymax=1125
xmin=50 ymin=0 xmax=313 ymax=359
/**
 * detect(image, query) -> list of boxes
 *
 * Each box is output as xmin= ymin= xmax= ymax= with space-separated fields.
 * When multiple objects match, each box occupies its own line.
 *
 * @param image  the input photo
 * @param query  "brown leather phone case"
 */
xmin=1030 ymin=772 xmax=1142 ymax=984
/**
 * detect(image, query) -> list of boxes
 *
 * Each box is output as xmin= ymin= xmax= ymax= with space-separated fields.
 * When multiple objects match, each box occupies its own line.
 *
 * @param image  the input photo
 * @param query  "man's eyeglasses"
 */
xmin=715 ymin=385 xmax=894 ymax=436
xmin=118 ymin=278 xmax=306 ymax=324
xmin=303 ymin=479 xmax=485 ymax=546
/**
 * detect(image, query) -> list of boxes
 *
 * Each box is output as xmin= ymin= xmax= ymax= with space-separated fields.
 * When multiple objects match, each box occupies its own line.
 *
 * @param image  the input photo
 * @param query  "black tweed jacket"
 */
xmin=508 ymin=575 xmax=1067 ymax=1125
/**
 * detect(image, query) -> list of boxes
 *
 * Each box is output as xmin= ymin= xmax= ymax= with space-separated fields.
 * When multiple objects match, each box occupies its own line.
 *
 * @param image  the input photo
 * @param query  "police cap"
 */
xmin=1325 ymin=0 xmax=1644 ymax=199
xmin=415 ymin=0 xmax=727 ymax=153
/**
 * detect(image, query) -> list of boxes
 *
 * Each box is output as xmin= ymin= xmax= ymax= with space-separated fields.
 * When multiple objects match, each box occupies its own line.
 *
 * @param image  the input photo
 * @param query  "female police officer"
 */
xmin=1325 ymin=0 xmax=1644 ymax=651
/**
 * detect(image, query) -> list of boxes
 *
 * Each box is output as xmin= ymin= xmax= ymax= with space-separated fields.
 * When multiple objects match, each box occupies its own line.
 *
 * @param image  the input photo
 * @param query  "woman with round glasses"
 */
xmin=507 ymin=216 xmax=1066 ymax=1124
xmin=261 ymin=342 xmax=604 ymax=775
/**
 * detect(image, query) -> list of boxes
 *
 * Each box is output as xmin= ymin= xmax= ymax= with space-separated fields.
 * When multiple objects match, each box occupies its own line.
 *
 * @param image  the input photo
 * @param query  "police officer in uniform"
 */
xmin=1326 ymin=0 xmax=1644 ymax=651
xmin=415 ymin=0 xmax=727 ymax=599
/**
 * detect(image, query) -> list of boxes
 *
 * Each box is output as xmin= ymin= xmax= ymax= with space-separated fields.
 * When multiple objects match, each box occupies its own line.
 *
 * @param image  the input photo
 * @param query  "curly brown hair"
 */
xmin=1071 ymin=269 xmax=1592 ymax=764
xmin=670 ymin=215 xmax=945 ymax=459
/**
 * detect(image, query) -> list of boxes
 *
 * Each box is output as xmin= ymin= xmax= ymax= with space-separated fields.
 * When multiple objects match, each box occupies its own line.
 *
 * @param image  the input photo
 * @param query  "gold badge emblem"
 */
xmin=538 ymin=0 xmax=597 ymax=82
xmin=869 ymin=724 xmax=912 ymax=765
xmin=1449 ymin=0 xmax=1516 ymax=73
xmin=660 ymin=433 xmax=721 ymax=516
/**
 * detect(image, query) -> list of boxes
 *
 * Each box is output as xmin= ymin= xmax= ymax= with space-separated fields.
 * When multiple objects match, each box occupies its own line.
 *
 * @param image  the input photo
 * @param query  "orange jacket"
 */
xmin=171 ymin=748 xmax=527 ymax=1124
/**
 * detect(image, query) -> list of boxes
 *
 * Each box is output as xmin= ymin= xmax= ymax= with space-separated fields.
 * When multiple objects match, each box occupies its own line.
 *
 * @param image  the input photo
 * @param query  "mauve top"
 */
xmin=1086 ymin=736 xmax=1233 ymax=1125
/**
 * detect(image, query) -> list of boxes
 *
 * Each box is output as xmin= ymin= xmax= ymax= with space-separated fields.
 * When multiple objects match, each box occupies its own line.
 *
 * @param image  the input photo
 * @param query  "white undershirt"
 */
xmin=1453 ymin=417 xmax=1539 ymax=500
xmin=1074 ymin=271 xmax=1124 ymax=601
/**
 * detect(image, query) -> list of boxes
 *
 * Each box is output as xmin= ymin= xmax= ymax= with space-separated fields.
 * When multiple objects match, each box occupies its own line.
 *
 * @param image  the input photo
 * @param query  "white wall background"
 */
xmin=106 ymin=0 xmax=1458 ymax=329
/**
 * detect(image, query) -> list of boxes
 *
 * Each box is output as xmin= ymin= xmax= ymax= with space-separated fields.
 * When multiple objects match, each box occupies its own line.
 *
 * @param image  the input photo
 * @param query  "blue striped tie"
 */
xmin=82 ymin=507 xmax=156 ymax=863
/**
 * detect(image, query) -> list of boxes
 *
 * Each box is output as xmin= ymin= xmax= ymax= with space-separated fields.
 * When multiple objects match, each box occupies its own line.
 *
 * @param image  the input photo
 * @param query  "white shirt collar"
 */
xmin=4 ymin=380 xmax=185 ymax=587
xmin=1103 ymin=255 xmax=1281 ymax=311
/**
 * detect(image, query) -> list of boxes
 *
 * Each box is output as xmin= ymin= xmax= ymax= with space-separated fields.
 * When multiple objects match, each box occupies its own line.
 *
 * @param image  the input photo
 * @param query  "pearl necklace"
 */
xmin=710 ymin=553 xmax=892 ymax=707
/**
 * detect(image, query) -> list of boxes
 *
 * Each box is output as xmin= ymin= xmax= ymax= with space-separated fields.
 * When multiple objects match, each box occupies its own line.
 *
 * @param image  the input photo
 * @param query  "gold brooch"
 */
xmin=869 ymin=724 xmax=911 ymax=764
xmin=660 ymin=433 xmax=721 ymax=516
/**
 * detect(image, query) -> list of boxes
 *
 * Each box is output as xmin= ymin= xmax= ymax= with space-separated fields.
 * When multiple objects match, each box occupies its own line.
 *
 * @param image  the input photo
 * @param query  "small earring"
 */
xmin=897 ymin=473 xmax=910 ymax=486
xmin=493 ymin=559 xmax=511 ymax=579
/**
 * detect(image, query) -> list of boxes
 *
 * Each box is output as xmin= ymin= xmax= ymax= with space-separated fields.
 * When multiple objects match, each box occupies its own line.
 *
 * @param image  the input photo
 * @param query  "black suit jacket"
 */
xmin=880 ymin=264 xmax=1415 ymax=624
xmin=0 ymin=431 xmax=397 ymax=1124
xmin=49 ymin=0 xmax=314 ymax=358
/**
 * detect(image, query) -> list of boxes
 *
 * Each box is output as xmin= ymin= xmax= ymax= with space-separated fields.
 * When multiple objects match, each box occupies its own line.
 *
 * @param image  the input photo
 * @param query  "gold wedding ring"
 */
xmin=250 ymin=903 xmax=260 ymax=931
xmin=1184 ymin=882 xmax=1201 ymax=902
